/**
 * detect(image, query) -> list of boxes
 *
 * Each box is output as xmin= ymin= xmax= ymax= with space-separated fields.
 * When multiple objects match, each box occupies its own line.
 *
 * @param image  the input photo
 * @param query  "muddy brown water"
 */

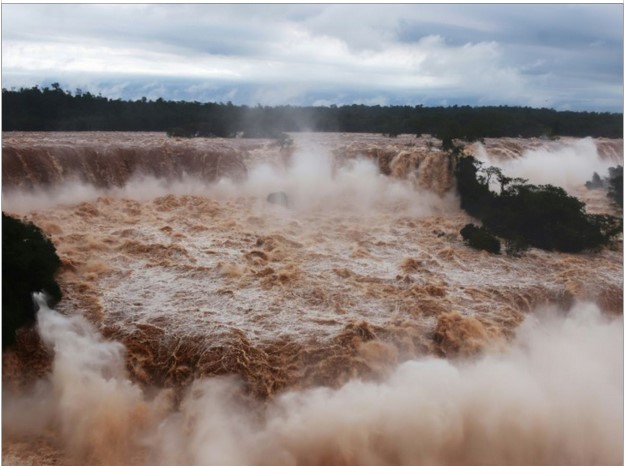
xmin=2 ymin=132 xmax=623 ymax=465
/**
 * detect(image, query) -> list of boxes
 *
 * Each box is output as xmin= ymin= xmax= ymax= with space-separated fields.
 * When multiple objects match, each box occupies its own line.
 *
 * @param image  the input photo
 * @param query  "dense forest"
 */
xmin=2 ymin=84 xmax=623 ymax=139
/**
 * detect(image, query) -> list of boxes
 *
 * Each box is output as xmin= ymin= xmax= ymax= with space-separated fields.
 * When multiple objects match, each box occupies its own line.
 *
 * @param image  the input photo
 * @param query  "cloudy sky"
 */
xmin=1 ymin=3 xmax=623 ymax=111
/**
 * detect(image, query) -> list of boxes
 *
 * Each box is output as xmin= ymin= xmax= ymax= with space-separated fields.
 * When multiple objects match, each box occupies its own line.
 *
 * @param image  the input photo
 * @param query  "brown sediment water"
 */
xmin=2 ymin=132 xmax=623 ymax=466
xmin=2 ymin=131 xmax=248 ymax=191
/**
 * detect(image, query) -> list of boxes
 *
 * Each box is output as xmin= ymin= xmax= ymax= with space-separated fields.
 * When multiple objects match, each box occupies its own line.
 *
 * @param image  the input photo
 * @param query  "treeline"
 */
xmin=2 ymin=84 xmax=623 ymax=139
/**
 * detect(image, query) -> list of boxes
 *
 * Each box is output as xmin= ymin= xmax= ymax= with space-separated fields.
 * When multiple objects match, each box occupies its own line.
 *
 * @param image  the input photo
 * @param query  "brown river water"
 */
xmin=1 ymin=132 xmax=623 ymax=465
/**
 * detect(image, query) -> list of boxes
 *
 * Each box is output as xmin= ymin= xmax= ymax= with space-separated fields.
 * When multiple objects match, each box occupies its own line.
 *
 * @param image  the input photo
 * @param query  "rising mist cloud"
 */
xmin=3 ymin=298 xmax=622 ymax=466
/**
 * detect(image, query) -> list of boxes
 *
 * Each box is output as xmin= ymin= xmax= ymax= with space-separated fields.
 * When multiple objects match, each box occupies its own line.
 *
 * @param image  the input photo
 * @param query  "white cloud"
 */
xmin=3 ymin=41 xmax=245 ymax=79
xmin=0 ymin=4 xmax=622 ymax=110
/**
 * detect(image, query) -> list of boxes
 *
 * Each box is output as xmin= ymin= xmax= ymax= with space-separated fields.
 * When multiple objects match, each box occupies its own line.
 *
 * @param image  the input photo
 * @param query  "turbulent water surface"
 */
xmin=2 ymin=132 xmax=623 ymax=466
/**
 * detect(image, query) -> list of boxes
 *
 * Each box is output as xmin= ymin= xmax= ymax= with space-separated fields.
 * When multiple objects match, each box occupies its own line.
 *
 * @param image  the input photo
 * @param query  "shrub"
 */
xmin=276 ymin=132 xmax=293 ymax=149
xmin=585 ymin=172 xmax=605 ymax=189
xmin=460 ymin=224 xmax=501 ymax=254
xmin=586 ymin=165 xmax=623 ymax=209
xmin=2 ymin=213 xmax=62 ymax=349
xmin=607 ymin=165 xmax=623 ymax=208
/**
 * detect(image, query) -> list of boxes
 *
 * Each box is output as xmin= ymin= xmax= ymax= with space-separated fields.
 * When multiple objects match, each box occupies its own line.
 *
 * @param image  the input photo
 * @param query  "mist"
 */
xmin=152 ymin=301 xmax=622 ymax=466
xmin=2 ymin=132 xmax=623 ymax=465
xmin=4 ymin=134 xmax=622 ymax=218
xmin=3 ymin=296 xmax=621 ymax=466
xmin=239 ymin=142 xmax=457 ymax=216
xmin=2 ymin=140 xmax=457 ymax=218
xmin=472 ymin=137 xmax=621 ymax=192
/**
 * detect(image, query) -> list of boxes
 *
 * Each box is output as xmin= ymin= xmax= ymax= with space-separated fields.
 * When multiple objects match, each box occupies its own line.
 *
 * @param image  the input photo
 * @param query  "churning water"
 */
xmin=2 ymin=132 xmax=623 ymax=465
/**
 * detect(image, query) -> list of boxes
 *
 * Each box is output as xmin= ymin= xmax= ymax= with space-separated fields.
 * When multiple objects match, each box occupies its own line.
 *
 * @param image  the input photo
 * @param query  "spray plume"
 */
xmin=472 ymin=137 xmax=622 ymax=192
xmin=3 ymin=297 xmax=622 ymax=466
xmin=3 ymin=138 xmax=456 ymax=217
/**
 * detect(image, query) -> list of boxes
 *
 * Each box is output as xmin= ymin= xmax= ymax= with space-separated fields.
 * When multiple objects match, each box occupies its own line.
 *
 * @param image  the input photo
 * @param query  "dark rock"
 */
xmin=267 ymin=192 xmax=289 ymax=207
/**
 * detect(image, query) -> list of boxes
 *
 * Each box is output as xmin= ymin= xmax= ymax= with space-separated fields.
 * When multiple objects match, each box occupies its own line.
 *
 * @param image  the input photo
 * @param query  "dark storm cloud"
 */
xmin=1 ymin=3 xmax=623 ymax=111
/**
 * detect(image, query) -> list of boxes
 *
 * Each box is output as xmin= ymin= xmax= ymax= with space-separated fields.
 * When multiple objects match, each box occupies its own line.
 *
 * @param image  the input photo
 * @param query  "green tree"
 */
xmin=2 ymin=213 xmax=62 ymax=349
xmin=607 ymin=166 xmax=623 ymax=208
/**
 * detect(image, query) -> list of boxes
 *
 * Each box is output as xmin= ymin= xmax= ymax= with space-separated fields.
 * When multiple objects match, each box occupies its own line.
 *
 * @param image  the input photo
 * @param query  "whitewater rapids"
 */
xmin=2 ymin=132 xmax=623 ymax=465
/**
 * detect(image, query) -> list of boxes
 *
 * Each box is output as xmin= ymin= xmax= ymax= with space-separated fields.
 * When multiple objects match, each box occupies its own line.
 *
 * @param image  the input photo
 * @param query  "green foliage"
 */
xmin=2 ymin=85 xmax=623 ymax=138
xmin=454 ymin=155 xmax=495 ymax=219
xmin=276 ymin=132 xmax=293 ymax=149
xmin=585 ymin=165 xmax=623 ymax=209
xmin=460 ymin=224 xmax=501 ymax=254
xmin=454 ymin=155 xmax=622 ymax=253
xmin=2 ymin=213 xmax=62 ymax=350
xmin=607 ymin=165 xmax=623 ymax=208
